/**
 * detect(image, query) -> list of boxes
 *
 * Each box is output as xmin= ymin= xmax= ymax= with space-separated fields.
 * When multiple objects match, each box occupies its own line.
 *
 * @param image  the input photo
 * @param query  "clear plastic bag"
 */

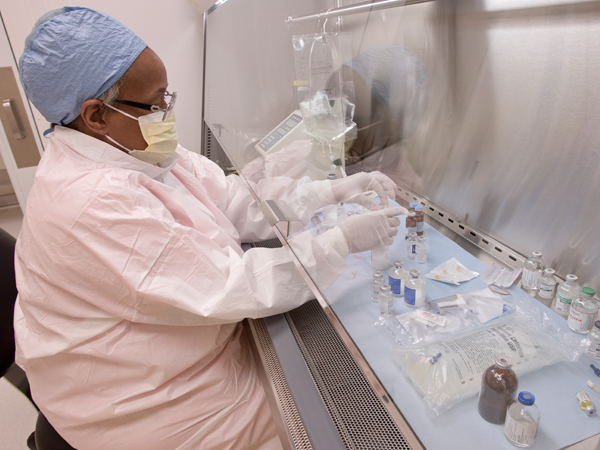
xmin=391 ymin=304 xmax=588 ymax=416
xmin=393 ymin=287 xmax=515 ymax=346
xmin=424 ymin=257 xmax=479 ymax=285
xmin=481 ymin=264 xmax=522 ymax=287
xmin=292 ymin=33 xmax=356 ymax=174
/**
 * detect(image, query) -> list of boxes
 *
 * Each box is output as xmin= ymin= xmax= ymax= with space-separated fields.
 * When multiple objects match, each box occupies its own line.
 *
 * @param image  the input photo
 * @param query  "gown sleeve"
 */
xmin=15 ymin=171 xmax=349 ymax=330
xmin=176 ymin=149 xmax=324 ymax=243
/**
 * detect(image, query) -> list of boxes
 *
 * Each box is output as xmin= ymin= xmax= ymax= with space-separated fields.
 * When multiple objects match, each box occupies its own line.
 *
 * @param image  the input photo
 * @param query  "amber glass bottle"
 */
xmin=415 ymin=205 xmax=425 ymax=236
xmin=478 ymin=357 xmax=519 ymax=424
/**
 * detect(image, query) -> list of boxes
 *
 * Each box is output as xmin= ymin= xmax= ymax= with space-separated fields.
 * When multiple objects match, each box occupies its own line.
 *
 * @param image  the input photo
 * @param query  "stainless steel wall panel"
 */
xmin=204 ymin=0 xmax=600 ymax=291
xmin=419 ymin=0 xmax=600 ymax=290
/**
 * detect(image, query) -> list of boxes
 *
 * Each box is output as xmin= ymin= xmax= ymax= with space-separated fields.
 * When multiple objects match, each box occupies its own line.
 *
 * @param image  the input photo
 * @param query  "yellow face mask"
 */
xmin=105 ymin=105 xmax=179 ymax=165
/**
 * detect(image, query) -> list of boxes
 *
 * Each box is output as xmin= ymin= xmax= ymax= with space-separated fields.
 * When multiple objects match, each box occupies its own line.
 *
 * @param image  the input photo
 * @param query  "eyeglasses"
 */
xmin=113 ymin=91 xmax=177 ymax=121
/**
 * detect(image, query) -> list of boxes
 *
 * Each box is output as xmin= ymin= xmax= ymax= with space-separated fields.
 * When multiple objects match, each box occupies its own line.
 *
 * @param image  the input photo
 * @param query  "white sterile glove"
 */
xmin=336 ymin=207 xmax=407 ymax=254
xmin=331 ymin=171 xmax=397 ymax=210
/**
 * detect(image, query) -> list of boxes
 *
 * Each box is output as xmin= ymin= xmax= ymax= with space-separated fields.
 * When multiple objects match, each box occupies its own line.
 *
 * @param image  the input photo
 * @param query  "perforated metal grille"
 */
xmin=250 ymin=238 xmax=284 ymax=249
xmin=285 ymin=300 xmax=414 ymax=450
xmin=251 ymin=318 xmax=313 ymax=450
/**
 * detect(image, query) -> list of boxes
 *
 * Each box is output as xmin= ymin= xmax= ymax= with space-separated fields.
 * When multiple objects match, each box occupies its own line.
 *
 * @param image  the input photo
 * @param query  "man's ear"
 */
xmin=80 ymin=99 xmax=109 ymax=135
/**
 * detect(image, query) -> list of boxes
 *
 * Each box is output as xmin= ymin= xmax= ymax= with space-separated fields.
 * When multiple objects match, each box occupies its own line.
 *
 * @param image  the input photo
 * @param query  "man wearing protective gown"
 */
xmin=14 ymin=7 xmax=404 ymax=450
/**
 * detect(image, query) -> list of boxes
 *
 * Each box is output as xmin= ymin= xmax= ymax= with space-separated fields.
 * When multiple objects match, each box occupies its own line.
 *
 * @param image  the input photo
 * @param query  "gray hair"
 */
xmin=97 ymin=77 xmax=124 ymax=109
xmin=57 ymin=77 xmax=125 ymax=130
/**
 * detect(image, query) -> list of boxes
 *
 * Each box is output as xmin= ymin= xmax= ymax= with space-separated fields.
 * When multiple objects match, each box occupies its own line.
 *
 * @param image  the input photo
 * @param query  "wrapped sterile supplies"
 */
xmin=391 ymin=306 xmax=588 ymax=416
xmin=394 ymin=288 xmax=515 ymax=345
xmin=425 ymin=258 xmax=478 ymax=285
xmin=481 ymin=264 xmax=522 ymax=288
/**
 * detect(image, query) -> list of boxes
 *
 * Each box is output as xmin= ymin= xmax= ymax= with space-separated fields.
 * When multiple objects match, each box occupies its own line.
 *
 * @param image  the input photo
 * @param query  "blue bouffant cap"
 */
xmin=19 ymin=7 xmax=147 ymax=125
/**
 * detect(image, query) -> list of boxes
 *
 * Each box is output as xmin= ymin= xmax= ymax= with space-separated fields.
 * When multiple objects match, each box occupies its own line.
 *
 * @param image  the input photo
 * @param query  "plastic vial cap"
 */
xmin=409 ymin=202 xmax=418 ymax=207
xmin=544 ymin=268 xmax=555 ymax=276
xmin=394 ymin=260 xmax=404 ymax=268
xmin=495 ymin=356 xmax=512 ymax=369
xmin=518 ymin=392 xmax=535 ymax=406
xmin=410 ymin=269 xmax=420 ymax=278
xmin=417 ymin=236 xmax=426 ymax=242
xmin=380 ymin=284 xmax=391 ymax=293
xmin=373 ymin=271 xmax=383 ymax=279
xmin=333 ymin=158 xmax=343 ymax=166
xmin=594 ymin=321 xmax=600 ymax=331
xmin=409 ymin=232 xmax=417 ymax=238
xmin=327 ymin=173 xmax=336 ymax=181
xmin=531 ymin=251 xmax=542 ymax=259
xmin=582 ymin=287 xmax=596 ymax=297
xmin=415 ymin=205 xmax=423 ymax=211
xmin=566 ymin=274 xmax=578 ymax=283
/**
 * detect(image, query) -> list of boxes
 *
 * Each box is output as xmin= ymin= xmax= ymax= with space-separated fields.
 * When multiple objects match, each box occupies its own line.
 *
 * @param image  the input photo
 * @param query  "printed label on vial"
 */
xmin=504 ymin=413 xmax=537 ymax=447
xmin=408 ymin=227 xmax=417 ymax=235
xmin=568 ymin=305 xmax=596 ymax=331
xmin=521 ymin=268 xmax=540 ymax=288
xmin=405 ymin=287 xmax=416 ymax=306
xmin=538 ymin=283 xmax=554 ymax=299
xmin=389 ymin=277 xmax=402 ymax=295
xmin=417 ymin=222 xmax=424 ymax=232
xmin=555 ymin=295 xmax=573 ymax=312
xmin=587 ymin=341 xmax=600 ymax=358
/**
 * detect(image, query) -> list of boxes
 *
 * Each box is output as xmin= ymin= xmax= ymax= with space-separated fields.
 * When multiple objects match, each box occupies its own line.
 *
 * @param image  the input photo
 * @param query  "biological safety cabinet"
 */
xmin=203 ymin=0 xmax=600 ymax=449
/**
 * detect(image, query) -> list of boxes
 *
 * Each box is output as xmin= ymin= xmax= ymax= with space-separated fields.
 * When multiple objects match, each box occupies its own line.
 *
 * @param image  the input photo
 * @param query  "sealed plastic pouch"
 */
xmin=425 ymin=257 xmax=478 ymax=285
xmin=391 ymin=306 xmax=588 ymax=416
xmin=394 ymin=287 xmax=514 ymax=345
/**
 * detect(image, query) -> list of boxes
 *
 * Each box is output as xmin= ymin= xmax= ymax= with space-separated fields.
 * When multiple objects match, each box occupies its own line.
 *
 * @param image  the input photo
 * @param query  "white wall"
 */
xmin=0 ymin=0 xmax=212 ymax=152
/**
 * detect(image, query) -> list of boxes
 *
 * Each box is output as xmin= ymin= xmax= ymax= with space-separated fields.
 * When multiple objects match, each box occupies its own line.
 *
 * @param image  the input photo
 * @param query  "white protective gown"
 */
xmin=14 ymin=126 xmax=349 ymax=450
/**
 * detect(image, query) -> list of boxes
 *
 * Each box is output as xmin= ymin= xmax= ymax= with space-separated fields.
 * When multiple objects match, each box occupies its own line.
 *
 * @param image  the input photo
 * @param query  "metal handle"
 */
xmin=2 ymin=99 xmax=25 ymax=140
xmin=286 ymin=0 xmax=434 ymax=24
xmin=259 ymin=200 xmax=300 ymax=237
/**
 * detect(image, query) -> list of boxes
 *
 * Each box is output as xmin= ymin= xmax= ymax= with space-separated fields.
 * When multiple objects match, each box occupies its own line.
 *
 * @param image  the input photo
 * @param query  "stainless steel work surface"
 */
xmin=321 ymin=214 xmax=600 ymax=450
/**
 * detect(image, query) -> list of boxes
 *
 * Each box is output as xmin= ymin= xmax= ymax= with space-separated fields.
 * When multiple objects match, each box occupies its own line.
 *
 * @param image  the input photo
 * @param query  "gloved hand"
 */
xmin=331 ymin=171 xmax=397 ymax=210
xmin=336 ymin=207 xmax=407 ymax=254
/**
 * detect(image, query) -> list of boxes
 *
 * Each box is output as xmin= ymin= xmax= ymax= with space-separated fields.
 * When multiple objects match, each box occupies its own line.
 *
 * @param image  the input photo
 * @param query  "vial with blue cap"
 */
xmin=504 ymin=391 xmax=540 ymax=448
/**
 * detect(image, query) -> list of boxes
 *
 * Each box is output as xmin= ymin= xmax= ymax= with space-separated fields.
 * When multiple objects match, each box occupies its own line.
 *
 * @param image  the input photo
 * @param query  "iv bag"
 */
xmin=292 ymin=33 xmax=357 ymax=174
xmin=391 ymin=306 xmax=588 ymax=416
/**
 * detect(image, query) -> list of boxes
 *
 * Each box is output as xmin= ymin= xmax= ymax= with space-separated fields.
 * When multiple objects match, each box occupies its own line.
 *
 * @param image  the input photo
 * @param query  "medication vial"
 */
xmin=416 ymin=236 xmax=427 ymax=264
xmin=478 ymin=357 xmax=518 ymax=424
xmin=388 ymin=260 xmax=407 ymax=297
xmin=587 ymin=321 xmax=600 ymax=360
xmin=537 ymin=268 xmax=557 ymax=301
xmin=575 ymin=391 xmax=596 ymax=416
xmin=504 ymin=392 xmax=540 ymax=448
xmin=323 ymin=173 xmax=343 ymax=228
xmin=568 ymin=287 xmax=598 ymax=334
xmin=404 ymin=269 xmax=425 ymax=308
xmin=415 ymin=205 xmax=425 ymax=236
xmin=378 ymin=284 xmax=393 ymax=316
xmin=521 ymin=251 xmax=545 ymax=291
xmin=371 ymin=271 xmax=384 ymax=303
xmin=405 ymin=203 xmax=417 ymax=239
xmin=405 ymin=212 xmax=417 ymax=240
xmin=406 ymin=232 xmax=417 ymax=260
xmin=552 ymin=274 xmax=579 ymax=318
